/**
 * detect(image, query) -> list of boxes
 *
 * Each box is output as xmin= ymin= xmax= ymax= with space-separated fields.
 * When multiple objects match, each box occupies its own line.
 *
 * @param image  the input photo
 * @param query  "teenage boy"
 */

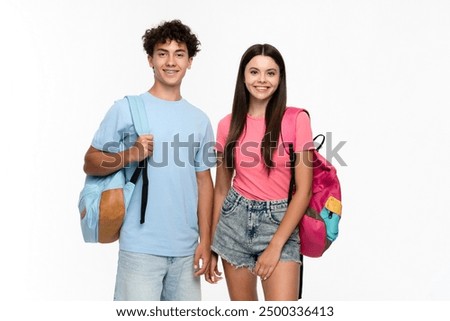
xmin=83 ymin=20 xmax=215 ymax=301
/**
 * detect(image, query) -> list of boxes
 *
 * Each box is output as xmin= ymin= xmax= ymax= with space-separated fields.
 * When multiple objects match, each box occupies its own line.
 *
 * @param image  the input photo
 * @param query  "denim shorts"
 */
xmin=211 ymin=188 xmax=301 ymax=270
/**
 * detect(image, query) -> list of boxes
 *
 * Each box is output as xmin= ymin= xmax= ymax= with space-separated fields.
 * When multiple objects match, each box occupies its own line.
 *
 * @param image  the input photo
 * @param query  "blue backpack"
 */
xmin=78 ymin=95 xmax=149 ymax=243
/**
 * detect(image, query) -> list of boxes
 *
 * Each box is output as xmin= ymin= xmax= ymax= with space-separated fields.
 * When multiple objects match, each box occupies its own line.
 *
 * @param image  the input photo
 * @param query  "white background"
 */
xmin=1 ymin=0 xmax=449 ymax=303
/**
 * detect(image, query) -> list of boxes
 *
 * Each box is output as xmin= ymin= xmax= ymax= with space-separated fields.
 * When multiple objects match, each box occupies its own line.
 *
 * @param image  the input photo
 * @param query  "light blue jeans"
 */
xmin=113 ymin=250 xmax=201 ymax=301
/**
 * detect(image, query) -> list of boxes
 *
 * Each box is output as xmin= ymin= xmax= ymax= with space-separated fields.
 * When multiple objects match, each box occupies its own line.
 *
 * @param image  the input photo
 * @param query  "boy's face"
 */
xmin=148 ymin=40 xmax=192 ymax=89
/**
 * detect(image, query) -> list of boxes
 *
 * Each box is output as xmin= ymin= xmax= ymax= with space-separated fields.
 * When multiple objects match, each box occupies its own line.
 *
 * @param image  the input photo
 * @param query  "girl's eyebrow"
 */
xmin=248 ymin=67 xmax=278 ymax=72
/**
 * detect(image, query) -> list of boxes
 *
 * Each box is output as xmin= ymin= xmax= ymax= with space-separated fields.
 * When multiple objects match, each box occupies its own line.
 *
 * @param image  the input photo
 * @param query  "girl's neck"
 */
xmin=248 ymin=100 xmax=268 ymax=118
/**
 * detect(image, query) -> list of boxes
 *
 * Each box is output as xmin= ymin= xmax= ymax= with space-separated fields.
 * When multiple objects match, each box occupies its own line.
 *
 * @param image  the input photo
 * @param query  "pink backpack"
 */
xmin=282 ymin=107 xmax=342 ymax=258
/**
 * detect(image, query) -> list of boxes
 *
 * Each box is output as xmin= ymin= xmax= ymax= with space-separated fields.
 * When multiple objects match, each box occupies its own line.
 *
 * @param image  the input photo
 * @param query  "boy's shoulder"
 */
xmin=177 ymin=99 xmax=214 ymax=127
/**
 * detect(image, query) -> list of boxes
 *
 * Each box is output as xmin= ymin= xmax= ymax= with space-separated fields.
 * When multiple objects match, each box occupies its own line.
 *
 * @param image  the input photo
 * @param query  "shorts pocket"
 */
xmin=268 ymin=207 xmax=287 ymax=225
xmin=220 ymin=195 xmax=239 ymax=216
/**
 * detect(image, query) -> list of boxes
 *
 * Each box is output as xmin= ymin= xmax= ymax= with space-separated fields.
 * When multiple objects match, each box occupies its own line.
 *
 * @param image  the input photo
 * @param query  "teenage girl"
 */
xmin=207 ymin=44 xmax=314 ymax=300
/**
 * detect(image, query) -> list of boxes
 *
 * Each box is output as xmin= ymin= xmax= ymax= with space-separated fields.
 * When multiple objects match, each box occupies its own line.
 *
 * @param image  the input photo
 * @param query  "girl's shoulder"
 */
xmin=217 ymin=113 xmax=232 ymax=130
xmin=219 ymin=113 xmax=232 ymax=123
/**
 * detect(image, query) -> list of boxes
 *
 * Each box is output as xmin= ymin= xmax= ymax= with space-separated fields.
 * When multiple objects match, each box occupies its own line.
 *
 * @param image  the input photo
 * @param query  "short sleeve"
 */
xmin=295 ymin=111 xmax=314 ymax=152
xmin=195 ymin=119 xmax=216 ymax=171
xmin=91 ymin=98 xmax=134 ymax=153
xmin=215 ymin=114 xmax=231 ymax=153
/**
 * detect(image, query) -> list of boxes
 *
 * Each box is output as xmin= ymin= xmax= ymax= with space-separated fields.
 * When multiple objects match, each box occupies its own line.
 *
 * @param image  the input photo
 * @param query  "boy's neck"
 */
xmin=148 ymin=84 xmax=182 ymax=101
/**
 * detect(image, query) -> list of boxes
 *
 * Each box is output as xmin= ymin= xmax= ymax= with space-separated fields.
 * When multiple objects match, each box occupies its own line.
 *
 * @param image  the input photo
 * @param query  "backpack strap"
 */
xmin=281 ymin=107 xmax=308 ymax=147
xmin=283 ymin=107 xmax=306 ymax=200
xmin=287 ymin=141 xmax=304 ymax=300
xmin=284 ymin=106 xmax=309 ymax=205
xmin=283 ymin=107 xmax=325 ymax=152
xmin=125 ymin=95 xmax=150 ymax=224
xmin=126 ymin=95 xmax=150 ymax=136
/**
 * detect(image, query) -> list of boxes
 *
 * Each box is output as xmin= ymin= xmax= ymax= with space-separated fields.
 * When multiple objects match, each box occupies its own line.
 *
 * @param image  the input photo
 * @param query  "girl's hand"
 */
xmin=253 ymin=244 xmax=281 ymax=281
xmin=205 ymin=252 xmax=223 ymax=284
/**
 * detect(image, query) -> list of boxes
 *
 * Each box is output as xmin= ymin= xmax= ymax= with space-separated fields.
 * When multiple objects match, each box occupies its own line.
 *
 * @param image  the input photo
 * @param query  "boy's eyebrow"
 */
xmin=155 ymin=48 xmax=187 ymax=53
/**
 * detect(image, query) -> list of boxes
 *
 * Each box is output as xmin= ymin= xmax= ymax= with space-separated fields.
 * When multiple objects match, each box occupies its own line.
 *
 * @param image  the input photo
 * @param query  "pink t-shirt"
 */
xmin=216 ymin=109 xmax=313 ymax=200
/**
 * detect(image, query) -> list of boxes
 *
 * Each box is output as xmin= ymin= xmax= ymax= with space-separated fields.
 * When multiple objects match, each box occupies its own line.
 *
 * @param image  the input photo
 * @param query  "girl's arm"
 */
xmin=253 ymin=150 xmax=313 ymax=280
xmin=206 ymin=152 xmax=233 ymax=283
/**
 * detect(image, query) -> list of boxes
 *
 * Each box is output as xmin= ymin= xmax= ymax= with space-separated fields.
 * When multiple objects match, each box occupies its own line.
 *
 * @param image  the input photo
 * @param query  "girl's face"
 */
xmin=244 ymin=55 xmax=280 ymax=104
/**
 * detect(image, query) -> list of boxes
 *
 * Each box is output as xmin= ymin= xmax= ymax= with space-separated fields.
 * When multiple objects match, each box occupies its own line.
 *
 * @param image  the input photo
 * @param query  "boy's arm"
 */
xmin=83 ymin=135 xmax=153 ymax=176
xmin=194 ymin=169 xmax=214 ymax=276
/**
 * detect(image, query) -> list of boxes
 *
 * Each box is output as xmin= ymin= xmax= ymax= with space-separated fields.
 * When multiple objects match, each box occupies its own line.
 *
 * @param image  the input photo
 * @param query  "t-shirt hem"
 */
xmin=119 ymin=246 xmax=196 ymax=257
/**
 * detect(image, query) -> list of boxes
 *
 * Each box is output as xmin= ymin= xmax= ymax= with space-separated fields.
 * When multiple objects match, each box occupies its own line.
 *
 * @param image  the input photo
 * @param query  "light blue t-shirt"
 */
xmin=91 ymin=92 xmax=216 ymax=256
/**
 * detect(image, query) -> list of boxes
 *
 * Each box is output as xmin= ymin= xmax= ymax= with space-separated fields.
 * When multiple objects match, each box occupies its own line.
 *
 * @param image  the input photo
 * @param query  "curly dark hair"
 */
xmin=142 ymin=20 xmax=200 ymax=58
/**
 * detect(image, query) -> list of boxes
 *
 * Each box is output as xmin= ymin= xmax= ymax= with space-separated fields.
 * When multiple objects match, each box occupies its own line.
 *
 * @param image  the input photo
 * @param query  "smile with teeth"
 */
xmin=164 ymin=69 xmax=178 ymax=74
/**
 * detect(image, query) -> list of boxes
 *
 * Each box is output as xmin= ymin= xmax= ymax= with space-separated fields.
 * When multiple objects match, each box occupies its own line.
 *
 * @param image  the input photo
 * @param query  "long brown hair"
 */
xmin=224 ymin=44 xmax=287 ymax=172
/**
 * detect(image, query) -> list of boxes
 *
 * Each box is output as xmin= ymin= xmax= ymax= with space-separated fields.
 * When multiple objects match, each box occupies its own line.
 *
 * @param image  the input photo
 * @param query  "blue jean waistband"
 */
xmin=228 ymin=187 xmax=288 ymax=210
